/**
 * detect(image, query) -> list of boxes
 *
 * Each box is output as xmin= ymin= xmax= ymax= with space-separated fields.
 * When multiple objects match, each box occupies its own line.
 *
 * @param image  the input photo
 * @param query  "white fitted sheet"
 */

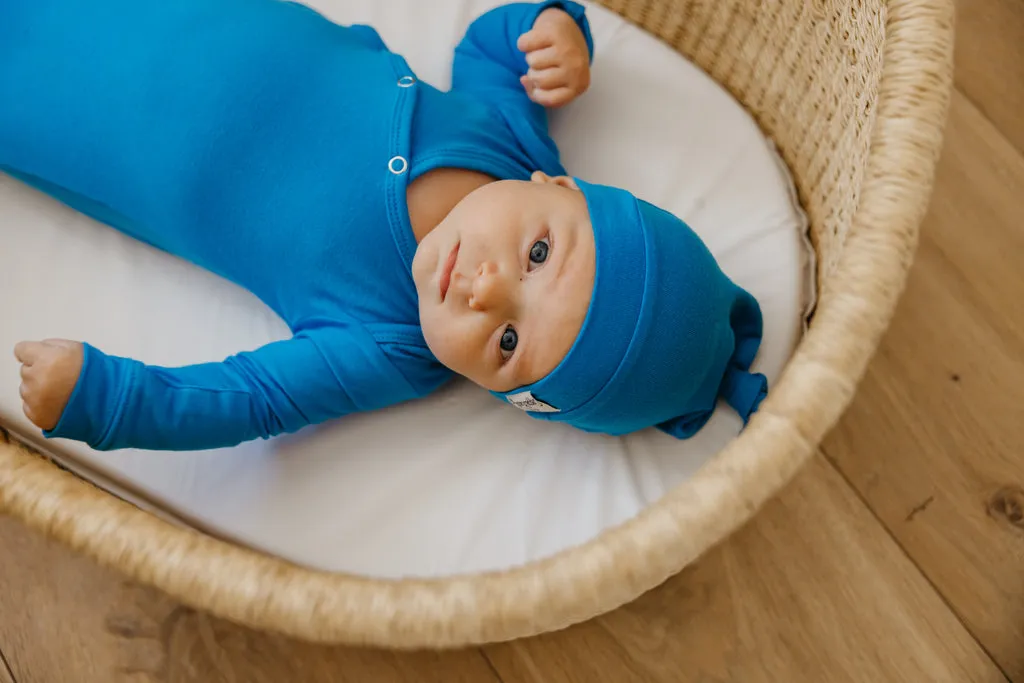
xmin=0 ymin=0 xmax=814 ymax=578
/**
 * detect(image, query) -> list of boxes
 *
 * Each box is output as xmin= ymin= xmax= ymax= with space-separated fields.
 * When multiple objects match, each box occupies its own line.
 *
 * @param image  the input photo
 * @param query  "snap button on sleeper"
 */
xmin=388 ymin=156 xmax=408 ymax=175
xmin=397 ymin=75 xmax=416 ymax=88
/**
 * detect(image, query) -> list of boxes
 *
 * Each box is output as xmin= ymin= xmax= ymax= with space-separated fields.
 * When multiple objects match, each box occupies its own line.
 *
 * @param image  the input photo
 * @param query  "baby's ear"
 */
xmin=531 ymin=171 xmax=579 ymax=190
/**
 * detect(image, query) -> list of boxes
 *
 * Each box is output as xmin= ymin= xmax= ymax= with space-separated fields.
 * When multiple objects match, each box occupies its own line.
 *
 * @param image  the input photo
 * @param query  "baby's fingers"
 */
xmin=528 ymin=86 xmax=576 ymax=108
xmin=525 ymin=46 xmax=560 ymax=70
xmin=523 ymin=67 xmax=567 ymax=91
xmin=18 ymin=363 xmax=42 ymax=397
xmin=22 ymin=400 xmax=38 ymax=425
xmin=517 ymin=27 xmax=553 ymax=54
xmin=19 ymin=377 xmax=39 ymax=423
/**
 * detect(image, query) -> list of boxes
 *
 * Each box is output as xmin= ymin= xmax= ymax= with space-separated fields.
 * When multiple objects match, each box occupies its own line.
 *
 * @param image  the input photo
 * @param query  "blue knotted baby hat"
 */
xmin=492 ymin=178 xmax=768 ymax=439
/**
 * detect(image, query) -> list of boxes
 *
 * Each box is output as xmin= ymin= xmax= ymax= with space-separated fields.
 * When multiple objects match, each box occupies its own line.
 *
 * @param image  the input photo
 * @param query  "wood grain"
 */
xmin=483 ymin=457 xmax=1007 ymax=683
xmin=0 ymin=517 xmax=501 ymax=683
xmin=919 ymin=90 xmax=1024 ymax=346
xmin=823 ymin=91 xmax=1024 ymax=680
xmin=0 ymin=652 xmax=14 ymax=683
xmin=955 ymin=0 xmax=1024 ymax=155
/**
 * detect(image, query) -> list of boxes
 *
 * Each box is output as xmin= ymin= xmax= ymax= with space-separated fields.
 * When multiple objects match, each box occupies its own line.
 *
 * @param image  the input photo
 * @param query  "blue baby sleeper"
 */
xmin=0 ymin=0 xmax=593 ymax=450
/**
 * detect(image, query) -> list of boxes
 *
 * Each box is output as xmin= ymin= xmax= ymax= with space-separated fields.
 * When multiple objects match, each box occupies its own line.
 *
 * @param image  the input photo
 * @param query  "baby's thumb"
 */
xmin=13 ymin=341 xmax=42 ymax=365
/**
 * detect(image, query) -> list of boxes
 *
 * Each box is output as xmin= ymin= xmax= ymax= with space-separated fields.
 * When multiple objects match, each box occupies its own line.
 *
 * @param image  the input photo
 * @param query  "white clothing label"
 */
xmin=506 ymin=391 xmax=560 ymax=413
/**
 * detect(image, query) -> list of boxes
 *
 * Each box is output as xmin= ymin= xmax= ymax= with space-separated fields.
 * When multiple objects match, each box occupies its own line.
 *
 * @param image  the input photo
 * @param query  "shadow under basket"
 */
xmin=0 ymin=0 xmax=954 ymax=649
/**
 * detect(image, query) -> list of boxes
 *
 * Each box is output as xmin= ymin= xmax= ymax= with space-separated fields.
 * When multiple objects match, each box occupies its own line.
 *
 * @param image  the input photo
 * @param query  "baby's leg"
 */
xmin=1 ymin=166 xmax=158 ymax=250
xmin=0 ymin=0 xmax=184 ymax=253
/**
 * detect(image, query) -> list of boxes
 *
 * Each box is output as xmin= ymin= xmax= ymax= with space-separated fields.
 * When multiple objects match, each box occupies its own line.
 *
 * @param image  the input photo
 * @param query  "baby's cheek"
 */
xmin=418 ymin=310 xmax=443 ymax=353
xmin=426 ymin=314 xmax=487 ymax=378
xmin=420 ymin=311 xmax=461 ymax=368
xmin=410 ymin=241 xmax=438 ymax=292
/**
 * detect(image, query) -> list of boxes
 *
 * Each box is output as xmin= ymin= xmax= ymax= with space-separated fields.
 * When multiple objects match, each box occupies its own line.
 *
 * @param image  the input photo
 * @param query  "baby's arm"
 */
xmin=14 ymin=325 xmax=403 ymax=451
xmin=452 ymin=2 xmax=594 ymax=116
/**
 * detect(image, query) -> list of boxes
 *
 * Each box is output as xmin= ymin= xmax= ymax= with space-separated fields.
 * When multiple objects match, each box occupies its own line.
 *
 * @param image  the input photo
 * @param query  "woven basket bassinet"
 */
xmin=0 ymin=0 xmax=953 ymax=648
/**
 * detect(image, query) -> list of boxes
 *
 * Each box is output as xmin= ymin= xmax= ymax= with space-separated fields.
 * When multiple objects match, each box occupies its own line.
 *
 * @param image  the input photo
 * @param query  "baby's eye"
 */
xmin=499 ymin=325 xmax=518 ymax=361
xmin=528 ymin=237 xmax=550 ymax=271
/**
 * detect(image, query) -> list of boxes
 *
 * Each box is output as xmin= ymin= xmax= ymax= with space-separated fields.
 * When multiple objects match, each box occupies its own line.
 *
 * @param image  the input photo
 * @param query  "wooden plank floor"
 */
xmin=824 ymin=89 xmax=1024 ymax=681
xmin=0 ymin=515 xmax=505 ymax=683
xmin=484 ymin=457 xmax=1005 ymax=683
xmin=955 ymin=0 xmax=1024 ymax=155
xmin=3 ymin=7 xmax=1024 ymax=683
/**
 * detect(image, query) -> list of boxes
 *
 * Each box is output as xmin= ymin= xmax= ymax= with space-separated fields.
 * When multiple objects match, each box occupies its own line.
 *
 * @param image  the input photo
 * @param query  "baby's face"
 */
xmin=412 ymin=174 xmax=596 ymax=393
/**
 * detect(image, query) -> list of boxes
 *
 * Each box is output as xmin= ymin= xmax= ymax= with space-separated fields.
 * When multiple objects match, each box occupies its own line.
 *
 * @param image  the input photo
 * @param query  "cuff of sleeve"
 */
xmin=44 ymin=343 xmax=136 ymax=449
xmin=537 ymin=0 xmax=595 ymax=63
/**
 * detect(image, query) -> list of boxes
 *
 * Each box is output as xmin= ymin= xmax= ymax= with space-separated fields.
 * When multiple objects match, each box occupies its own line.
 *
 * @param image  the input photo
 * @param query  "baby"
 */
xmin=3 ymin=0 xmax=768 ymax=452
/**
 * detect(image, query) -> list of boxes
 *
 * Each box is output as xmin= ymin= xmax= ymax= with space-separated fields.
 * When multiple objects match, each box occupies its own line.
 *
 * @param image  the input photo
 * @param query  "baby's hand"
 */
xmin=517 ymin=8 xmax=591 ymax=108
xmin=14 ymin=339 xmax=83 ymax=431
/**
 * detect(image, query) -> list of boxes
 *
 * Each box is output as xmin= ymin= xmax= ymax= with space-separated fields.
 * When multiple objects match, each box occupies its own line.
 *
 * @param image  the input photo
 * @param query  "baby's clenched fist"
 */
xmin=14 ymin=339 xmax=83 ymax=431
xmin=517 ymin=8 xmax=591 ymax=108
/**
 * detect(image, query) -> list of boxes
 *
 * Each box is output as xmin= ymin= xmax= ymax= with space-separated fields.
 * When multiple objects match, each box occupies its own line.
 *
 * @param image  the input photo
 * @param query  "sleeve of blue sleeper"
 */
xmin=44 ymin=326 xmax=416 ymax=452
xmin=451 ymin=1 xmax=594 ymax=133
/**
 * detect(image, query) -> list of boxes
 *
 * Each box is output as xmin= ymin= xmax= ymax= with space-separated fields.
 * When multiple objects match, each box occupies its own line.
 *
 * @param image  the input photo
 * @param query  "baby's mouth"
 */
xmin=439 ymin=241 xmax=460 ymax=301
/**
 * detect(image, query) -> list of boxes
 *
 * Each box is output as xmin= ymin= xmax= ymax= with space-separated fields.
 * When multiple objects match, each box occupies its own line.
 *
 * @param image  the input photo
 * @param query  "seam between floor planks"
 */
xmin=481 ymin=454 xmax=1008 ymax=683
xmin=820 ymin=447 xmax=1014 ymax=683
xmin=823 ymin=85 xmax=1024 ymax=682
xmin=0 ymin=648 xmax=15 ymax=683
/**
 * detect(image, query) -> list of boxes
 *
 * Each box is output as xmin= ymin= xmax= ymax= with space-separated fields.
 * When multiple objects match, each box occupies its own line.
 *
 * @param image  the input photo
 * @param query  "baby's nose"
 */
xmin=469 ymin=262 xmax=510 ymax=312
